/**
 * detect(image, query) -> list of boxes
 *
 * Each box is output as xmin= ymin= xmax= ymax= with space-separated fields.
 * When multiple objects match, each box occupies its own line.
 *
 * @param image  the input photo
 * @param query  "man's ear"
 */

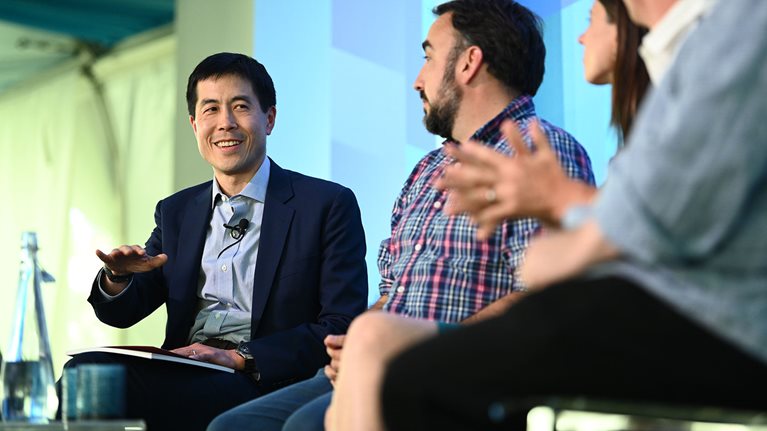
xmin=265 ymin=106 xmax=277 ymax=135
xmin=457 ymin=46 xmax=484 ymax=85
xmin=189 ymin=115 xmax=197 ymax=134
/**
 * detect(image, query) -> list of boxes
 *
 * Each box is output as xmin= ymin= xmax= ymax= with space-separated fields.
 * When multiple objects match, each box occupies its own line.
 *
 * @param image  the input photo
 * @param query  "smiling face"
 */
xmin=414 ymin=12 xmax=465 ymax=140
xmin=190 ymin=74 xmax=275 ymax=190
xmin=578 ymin=0 xmax=618 ymax=85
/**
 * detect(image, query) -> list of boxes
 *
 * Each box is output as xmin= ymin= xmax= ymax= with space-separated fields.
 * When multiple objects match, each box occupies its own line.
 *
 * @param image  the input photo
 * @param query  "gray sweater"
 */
xmin=592 ymin=0 xmax=767 ymax=363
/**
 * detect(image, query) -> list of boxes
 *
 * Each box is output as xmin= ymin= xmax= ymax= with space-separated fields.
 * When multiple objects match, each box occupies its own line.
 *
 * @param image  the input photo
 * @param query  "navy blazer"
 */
xmin=89 ymin=159 xmax=368 ymax=390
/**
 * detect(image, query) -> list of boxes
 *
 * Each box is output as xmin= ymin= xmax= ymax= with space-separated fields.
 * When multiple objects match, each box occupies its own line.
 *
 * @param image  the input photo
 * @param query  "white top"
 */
xmin=639 ymin=0 xmax=718 ymax=84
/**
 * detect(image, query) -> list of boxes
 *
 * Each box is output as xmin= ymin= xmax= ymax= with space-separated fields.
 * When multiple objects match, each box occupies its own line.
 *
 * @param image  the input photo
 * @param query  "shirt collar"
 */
xmin=639 ymin=0 xmax=718 ymax=84
xmin=211 ymin=157 xmax=271 ymax=208
xmin=469 ymin=95 xmax=536 ymax=145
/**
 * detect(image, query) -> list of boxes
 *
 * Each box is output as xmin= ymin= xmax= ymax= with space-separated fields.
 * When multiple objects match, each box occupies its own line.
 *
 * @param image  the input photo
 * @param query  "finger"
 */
xmin=327 ymin=344 xmax=342 ymax=359
xmin=529 ymin=120 xmax=554 ymax=155
xmin=447 ymin=139 xmax=487 ymax=166
xmin=116 ymin=245 xmax=133 ymax=255
xmin=95 ymin=249 xmax=114 ymax=265
xmin=130 ymin=245 xmax=147 ymax=256
xmin=324 ymin=334 xmax=338 ymax=347
xmin=324 ymin=334 xmax=345 ymax=349
xmin=324 ymin=365 xmax=337 ymax=382
xmin=474 ymin=206 xmax=511 ymax=241
xmin=170 ymin=346 xmax=191 ymax=356
xmin=501 ymin=120 xmax=530 ymax=157
xmin=443 ymin=142 xmax=460 ymax=159
xmin=438 ymin=163 xmax=472 ymax=190
xmin=147 ymin=253 xmax=169 ymax=269
xmin=112 ymin=245 xmax=143 ymax=258
xmin=444 ymin=187 xmax=494 ymax=216
xmin=440 ymin=159 xmax=497 ymax=191
xmin=329 ymin=358 xmax=340 ymax=372
xmin=327 ymin=340 xmax=342 ymax=357
xmin=476 ymin=223 xmax=498 ymax=242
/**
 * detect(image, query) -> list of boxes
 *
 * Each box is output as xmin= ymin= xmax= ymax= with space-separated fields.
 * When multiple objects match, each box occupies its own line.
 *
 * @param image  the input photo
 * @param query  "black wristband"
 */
xmin=103 ymin=266 xmax=133 ymax=283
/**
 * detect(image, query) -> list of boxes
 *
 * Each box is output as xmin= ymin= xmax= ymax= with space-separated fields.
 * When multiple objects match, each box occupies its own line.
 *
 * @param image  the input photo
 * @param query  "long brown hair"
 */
xmin=599 ymin=0 xmax=651 ymax=143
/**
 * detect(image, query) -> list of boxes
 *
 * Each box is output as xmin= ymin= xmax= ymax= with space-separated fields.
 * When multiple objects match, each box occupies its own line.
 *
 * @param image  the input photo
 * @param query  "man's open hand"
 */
xmin=96 ymin=245 xmax=168 ymax=275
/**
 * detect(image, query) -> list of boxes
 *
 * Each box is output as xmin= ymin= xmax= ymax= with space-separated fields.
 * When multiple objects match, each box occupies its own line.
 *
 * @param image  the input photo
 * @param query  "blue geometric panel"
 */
xmin=535 ymin=10 xmax=566 ymax=129
xmin=332 ymin=0 xmax=408 ymax=73
xmin=519 ymin=0 xmax=582 ymax=18
xmin=330 ymin=49 xmax=407 ymax=157
xmin=255 ymin=0 xmax=333 ymax=179
xmin=331 ymin=139 xmax=407 ymax=304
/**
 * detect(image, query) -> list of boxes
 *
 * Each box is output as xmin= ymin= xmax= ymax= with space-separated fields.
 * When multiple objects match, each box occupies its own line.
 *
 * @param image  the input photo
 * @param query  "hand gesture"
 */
xmin=96 ymin=245 xmax=168 ymax=275
xmin=437 ymin=119 xmax=577 ymax=239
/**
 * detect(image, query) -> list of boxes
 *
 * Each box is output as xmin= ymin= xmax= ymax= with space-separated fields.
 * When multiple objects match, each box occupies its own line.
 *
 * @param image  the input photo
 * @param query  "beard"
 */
xmin=422 ymin=52 xmax=463 ymax=140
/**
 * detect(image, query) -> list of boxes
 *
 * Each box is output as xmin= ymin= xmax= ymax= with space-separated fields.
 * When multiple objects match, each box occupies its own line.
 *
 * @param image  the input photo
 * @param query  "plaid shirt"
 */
xmin=379 ymin=95 xmax=595 ymax=323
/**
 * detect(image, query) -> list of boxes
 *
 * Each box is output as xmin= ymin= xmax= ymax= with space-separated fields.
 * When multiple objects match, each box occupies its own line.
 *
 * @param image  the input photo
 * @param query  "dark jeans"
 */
xmin=207 ymin=368 xmax=332 ymax=431
xmin=60 ymin=352 xmax=260 ymax=431
xmin=382 ymin=277 xmax=767 ymax=431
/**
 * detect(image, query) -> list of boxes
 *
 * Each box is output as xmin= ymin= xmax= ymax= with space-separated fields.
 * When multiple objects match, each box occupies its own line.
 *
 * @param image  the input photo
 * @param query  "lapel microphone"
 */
xmin=218 ymin=218 xmax=250 ymax=259
xmin=223 ymin=218 xmax=250 ymax=240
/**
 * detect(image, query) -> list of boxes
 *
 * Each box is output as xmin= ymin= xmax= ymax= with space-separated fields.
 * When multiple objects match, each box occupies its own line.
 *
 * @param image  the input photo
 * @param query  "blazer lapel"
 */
xmin=175 ymin=184 xmax=213 ymax=303
xmin=251 ymin=159 xmax=295 ymax=334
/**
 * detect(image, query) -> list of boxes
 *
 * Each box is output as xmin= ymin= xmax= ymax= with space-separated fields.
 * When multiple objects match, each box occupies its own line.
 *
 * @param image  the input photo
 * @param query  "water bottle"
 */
xmin=0 ymin=347 xmax=2 ymax=422
xmin=1 ymin=232 xmax=58 ymax=423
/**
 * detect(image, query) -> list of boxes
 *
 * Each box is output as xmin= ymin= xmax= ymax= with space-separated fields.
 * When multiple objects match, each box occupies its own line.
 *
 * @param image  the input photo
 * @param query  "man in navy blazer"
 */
xmin=66 ymin=53 xmax=368 ymax=430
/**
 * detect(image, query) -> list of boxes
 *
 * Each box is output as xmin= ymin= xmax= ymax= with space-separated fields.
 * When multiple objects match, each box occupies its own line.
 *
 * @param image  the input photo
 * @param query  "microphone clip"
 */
xmin=223 ymin=219 xmax=250 ymax=240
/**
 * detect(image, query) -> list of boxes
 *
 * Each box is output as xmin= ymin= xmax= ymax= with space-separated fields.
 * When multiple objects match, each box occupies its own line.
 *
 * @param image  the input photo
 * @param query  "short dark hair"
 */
xmin=434 ymin=0 xmax=546 ymax=96
xmin=186 ymin=52 xmax=276 ymax=117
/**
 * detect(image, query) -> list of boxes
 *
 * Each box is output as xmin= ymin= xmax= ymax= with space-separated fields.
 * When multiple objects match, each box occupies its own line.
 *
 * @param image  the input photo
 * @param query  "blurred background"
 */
xmin=0 ymin=0 xmax=616 ymax=377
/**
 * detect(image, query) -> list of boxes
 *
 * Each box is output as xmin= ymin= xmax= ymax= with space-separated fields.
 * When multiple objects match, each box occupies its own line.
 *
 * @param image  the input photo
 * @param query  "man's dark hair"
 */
xmin=434 ymin=0 xmax=546 ymax=96
xmin=186 ymin=52 xmax=276 ymax=117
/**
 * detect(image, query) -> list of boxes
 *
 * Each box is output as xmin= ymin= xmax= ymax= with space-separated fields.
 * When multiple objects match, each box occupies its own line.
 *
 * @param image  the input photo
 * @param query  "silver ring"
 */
xmin=192 ymin=350 xmax=197 ymax=356
xmin=484 ymin=188 xmax=497 ymax=203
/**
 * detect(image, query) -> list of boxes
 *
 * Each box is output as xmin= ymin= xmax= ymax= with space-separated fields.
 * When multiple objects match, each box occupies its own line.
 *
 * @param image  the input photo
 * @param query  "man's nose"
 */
xmin=218 ymin=109 xmax=237 ymax=130
xmin=413 ymin=69 xmax=425 ymax=92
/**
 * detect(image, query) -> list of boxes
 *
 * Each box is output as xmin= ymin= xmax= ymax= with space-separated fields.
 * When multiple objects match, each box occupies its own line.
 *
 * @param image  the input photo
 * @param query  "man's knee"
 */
xmin=282 ymin=393 xmax=331 ymax=431
xmin=207 ymin=402 xmax=286 ymax=431
xmin=206 ymin=413 xmax=233 ymax=431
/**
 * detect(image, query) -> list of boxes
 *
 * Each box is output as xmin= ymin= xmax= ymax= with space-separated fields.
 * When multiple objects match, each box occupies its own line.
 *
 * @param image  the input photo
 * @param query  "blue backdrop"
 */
xmin=255 ymin=0 xmax=616 ymax=303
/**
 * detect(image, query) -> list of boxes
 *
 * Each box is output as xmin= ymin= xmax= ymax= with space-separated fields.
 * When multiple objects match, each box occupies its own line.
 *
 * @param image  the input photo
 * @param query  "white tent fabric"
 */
xmin=0 ymin=34 xmax=175 ymax=374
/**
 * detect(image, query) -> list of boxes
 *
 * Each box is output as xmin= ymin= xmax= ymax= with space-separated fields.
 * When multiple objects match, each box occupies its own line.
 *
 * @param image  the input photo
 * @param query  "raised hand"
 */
xmin=96 ymin=245 xmax=168 ymax=276
xmin=437 ymin=119 xmax=591 ymax=239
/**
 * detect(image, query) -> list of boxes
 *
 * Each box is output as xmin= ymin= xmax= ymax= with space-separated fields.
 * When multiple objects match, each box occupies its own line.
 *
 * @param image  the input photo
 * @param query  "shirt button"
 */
xmin=396 ymin=286 xmax=405 ymax=293
xmin=414 ymin=243 xmax=422 ymax=251
xmin=221 ymin=264 xmax=227 ymax=272
xmin=433 ymin=201 xmax=442 ymax=209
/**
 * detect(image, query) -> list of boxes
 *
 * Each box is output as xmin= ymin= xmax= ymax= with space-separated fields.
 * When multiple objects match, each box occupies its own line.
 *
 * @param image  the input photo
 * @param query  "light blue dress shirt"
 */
xmin=188 ymin=158 xmax=270 ymax=345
